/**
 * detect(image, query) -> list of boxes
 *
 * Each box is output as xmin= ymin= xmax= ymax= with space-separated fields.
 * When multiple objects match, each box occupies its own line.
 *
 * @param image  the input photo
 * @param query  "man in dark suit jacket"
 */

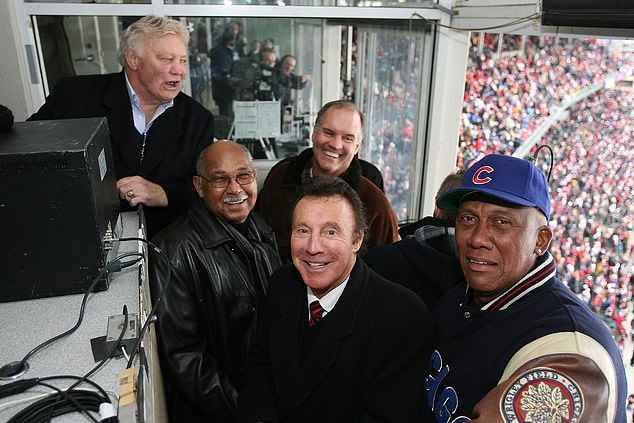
xmin=28 ymin=16 xmax=214 ymax=237
xmin=239 ymin=177 xmax=432 ymax=423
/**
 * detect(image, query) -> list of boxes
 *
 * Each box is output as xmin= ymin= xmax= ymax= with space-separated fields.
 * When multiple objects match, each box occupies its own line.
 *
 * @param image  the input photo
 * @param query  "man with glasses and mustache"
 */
xmin=149 ymin=141 xmax=281 ymax=423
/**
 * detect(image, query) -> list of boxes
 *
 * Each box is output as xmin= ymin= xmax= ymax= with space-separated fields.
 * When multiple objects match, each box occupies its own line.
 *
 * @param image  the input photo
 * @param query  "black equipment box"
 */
xmin=0 ymin=118 xmax=120 ymax=302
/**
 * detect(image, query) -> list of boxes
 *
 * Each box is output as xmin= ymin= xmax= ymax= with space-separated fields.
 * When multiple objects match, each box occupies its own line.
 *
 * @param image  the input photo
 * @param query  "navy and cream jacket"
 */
xmin=425 ymin=252 xmax=627 ymax=423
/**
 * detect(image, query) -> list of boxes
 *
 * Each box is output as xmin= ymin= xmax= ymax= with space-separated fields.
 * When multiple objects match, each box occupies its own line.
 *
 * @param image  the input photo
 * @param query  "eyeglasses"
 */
xmin=198 ymin=171 xmax=256 ymax=189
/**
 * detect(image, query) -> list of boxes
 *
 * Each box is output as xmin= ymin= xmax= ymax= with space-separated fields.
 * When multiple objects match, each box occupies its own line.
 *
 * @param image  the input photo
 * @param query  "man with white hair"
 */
xmin=29 ymin=15 xmax=214 ymax=237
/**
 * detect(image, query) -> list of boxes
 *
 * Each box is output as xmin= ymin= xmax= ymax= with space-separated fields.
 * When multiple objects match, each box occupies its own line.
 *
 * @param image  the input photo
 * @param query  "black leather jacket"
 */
xmin=149 ymin=200 xmax=281 ymax=423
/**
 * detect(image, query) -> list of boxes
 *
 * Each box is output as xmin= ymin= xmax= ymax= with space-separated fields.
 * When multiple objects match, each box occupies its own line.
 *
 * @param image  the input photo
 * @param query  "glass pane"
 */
xmin=191 ymin=17 xmax=322 ymax=158
xmin=33 ymin=14 xmax=431 ymax=226
xmin=501 ymin=34 xmax=522 ymax=53
xmin=33 ymin=15 xmax=323 ymax=158
xmin=355 ymin=25 xmax=427 ymax=222
xmin=36 ymin=15 xmax=123 ymax=91
xmin=483 ymin=32 xmax=500 ymax=55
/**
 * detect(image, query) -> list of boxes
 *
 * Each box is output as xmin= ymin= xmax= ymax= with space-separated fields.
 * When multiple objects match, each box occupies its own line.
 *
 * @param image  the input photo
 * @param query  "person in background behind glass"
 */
xmin=275 ymin=54 xmax=311 ymax=114
xmin=210 ymin=32 xmax=237 ymax=118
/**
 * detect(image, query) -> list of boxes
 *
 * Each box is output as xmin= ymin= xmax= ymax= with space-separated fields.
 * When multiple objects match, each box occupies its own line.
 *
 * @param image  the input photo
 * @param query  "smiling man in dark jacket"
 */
xmin=255 ymin=100 xmax=398 ymax=264
xmin=149 ymin=141 xmax=281 ymax=422
xmin=240 ymin=177 xmax=431 ymax=423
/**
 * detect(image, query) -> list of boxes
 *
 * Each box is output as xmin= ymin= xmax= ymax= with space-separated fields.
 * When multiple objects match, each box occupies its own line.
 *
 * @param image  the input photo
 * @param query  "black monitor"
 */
xmin=541 ymin=0 xmax=634 ymax=30
xmin=0 ymin=117 xmax=120 ymax=302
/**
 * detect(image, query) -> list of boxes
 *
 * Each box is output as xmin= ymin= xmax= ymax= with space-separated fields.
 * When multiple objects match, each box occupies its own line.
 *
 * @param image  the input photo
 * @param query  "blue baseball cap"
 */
xmin=437 ymin=154 xmax=551 ymax=219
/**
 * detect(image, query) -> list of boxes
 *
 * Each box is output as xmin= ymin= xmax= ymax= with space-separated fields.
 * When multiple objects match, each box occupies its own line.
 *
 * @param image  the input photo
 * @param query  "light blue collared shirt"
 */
xmin=124 ymin=71 xmax=174 ymax=135
xmin=306 ymin=275 xmax=350 ymax=320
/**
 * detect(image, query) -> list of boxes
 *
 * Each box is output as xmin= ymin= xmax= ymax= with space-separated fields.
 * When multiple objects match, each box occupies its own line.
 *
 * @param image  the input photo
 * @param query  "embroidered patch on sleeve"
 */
xmin=501 ymin=367 xmax=583 ymax=423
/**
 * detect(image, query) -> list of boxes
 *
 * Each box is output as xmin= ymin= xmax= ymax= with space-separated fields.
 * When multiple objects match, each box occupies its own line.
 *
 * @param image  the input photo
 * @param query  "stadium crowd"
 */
xmin=546 ymin=90 xmax=633 ymax=345
xmin=459 ymin=35 xmax=619 ymax=167
xmin=458 ymin=34 xmax=633 ymax=346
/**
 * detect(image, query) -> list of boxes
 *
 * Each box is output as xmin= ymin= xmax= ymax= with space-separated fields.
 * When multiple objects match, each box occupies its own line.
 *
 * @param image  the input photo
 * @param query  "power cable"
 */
xmin=0 ymin=306 xmax=129 ymax=422
xmin=411 ymin=11 xmax=541 ymax=32
xmin=0 ymin=234 xmax=172 ymax=421
xmin=532 ymin=143 xmax=554 ymax=182
xmin=10 ymin=253 xmax=142 ymax=376
xmin=117 ymin=237 xmax=175 ymax=370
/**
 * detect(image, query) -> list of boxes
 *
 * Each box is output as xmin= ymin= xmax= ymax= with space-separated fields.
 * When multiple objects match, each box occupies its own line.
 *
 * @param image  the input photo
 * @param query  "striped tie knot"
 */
xmin=309 ymin=300 xmax=324 ymax=327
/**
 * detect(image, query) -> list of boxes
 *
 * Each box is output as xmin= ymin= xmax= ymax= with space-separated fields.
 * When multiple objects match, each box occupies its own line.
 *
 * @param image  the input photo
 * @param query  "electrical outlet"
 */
xmin=105 ymin=314 xmax=138 ymax=356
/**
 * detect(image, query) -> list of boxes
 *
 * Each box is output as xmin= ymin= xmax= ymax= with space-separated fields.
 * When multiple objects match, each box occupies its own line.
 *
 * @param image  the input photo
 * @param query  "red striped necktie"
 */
xmin=309 ymin=300 xmax=324 ymax=327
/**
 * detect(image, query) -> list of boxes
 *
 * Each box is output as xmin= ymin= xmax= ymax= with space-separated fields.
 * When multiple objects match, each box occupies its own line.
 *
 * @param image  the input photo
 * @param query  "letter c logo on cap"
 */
xmin=472 ymin=166 xmax=493 ymax=185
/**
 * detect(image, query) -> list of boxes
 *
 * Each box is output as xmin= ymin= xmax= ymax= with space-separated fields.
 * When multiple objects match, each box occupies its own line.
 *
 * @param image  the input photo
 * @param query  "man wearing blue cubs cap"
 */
xmin=423 ymin=153 xmax=627 ymax=422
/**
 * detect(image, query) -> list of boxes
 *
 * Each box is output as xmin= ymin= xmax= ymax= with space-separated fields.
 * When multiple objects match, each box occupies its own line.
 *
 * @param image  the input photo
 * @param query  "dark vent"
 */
xmin=541 ymin=0 xmax=634 ymax=30
xmin=0 ymin=157 xmax=69 ymax=173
